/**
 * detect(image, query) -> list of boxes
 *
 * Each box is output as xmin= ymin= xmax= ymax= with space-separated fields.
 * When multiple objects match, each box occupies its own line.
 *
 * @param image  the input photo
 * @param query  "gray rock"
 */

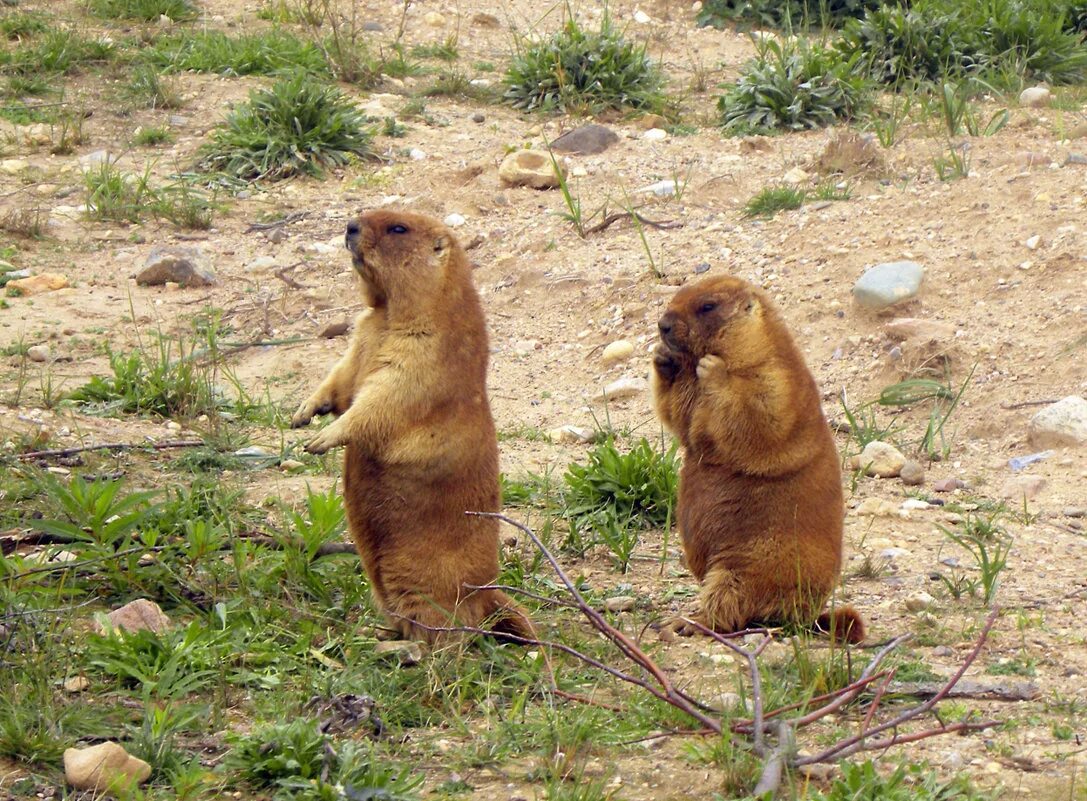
xmin=137 ymin=246 xmax=216 ymax=287
xmin=64 ymin=742 xmax=151 ymax=791
xmin=999 ymin=474 xmax=1046 ymax=502
xmin=78 ymin=150 xmax=112 ymax=169
xmin=604 ymin=595 xmax=636 ymax=613
xmin=99 ymin=598 xmax=171 ymax=634
xmin=1018 ymin=86 xmax=1051 ymax=108
xmin=1028 ymin=395 xmax=1087 ymax=448
xmin=1064 ymin=508 xmax=1086 ymax=519
xmin=374 ymin=640 xmax=424 ymax=665
xmin=849 ymin=440 xmax=907 ymax=478
xmin=551 ymin=124 xmax=619 ymax=155
xmin=933 ymin=477 xmax=964 ymax=492
xmin=319 ymin=320 xmax=350 ymax=338
xmin=904 ymin=591 xmax=935 ymax=613
xmin=598 ymin=376 xmax=648 ymax=402
xmin=362 ymin=20 xmax=384 ymax=31
xmin=168 ymin=115 xmax=189 ymax=127
xmin=900 ymin=460 xmax=925 ymax=486
xmin=853 ymin=261 xmax=924 ymax=310
xmin=883 ymin=317 xmax=954 ymax=342
xmin=710 ymin=691 xmax=742 ymax=712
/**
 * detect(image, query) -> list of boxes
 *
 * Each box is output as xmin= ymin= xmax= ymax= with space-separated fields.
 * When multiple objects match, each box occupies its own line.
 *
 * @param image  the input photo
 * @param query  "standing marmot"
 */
xmin=652 ymin=275 xmax=863 ymax=643
xmin=292 ymin=209 xmax=534 ymax=644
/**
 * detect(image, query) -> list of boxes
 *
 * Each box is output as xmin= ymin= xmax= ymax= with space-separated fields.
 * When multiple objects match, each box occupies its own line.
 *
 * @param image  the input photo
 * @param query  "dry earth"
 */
xmin=2 ymin=0 xmax=1086 ymax=798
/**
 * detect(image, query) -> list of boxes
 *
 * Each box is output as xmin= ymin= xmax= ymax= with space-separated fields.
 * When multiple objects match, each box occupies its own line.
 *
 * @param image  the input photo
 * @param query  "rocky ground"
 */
xmin=2 ymin=0 xmax=1087 ymax=798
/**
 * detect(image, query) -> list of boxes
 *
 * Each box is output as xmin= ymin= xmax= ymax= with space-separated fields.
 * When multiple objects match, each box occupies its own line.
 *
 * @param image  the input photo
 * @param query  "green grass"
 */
xmin=719 ymin=37 xmax=869 ymax=133
xmin=195 ymin=73 xmax=373 ymax=182
xmin=125 ymin=63 xmax=184 ymax=109
xmin=89 ymin=0 xmax=199 ymax=22
xmin=133 ymin=125 xmax=173 ymax=146
xmin=5 ymin=28 xmax=116 ymax=76
xmin=743 ymin=184 xmax=807 ymax=218
xmin=0 ymin=11 xmax=48 ymax=39
xmin=147 ymin=30 xmax=329 ymax=76
xmin=504 ymin=13 xmax=666 ymax=114
xmin=698 ymin=0 xmax=882 ymax=29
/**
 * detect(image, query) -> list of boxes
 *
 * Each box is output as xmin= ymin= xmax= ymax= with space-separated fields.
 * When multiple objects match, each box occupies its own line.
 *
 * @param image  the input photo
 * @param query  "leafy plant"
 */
xmin=743 ymin=184 xmax=806 ymax=218
xmin=134 ymin=125 xmax=174 ymax=146
xmin=0 ymin=12 xmax=48 ymax=39
xmin=125 ymin=63 xmax=184 ymax=109
xmin=87 ymin=623 xmax=220 ymax=700
xmin=719 ymin=37 xmax=870 ymax=133
xmin=936 ymin=511 xmax=1012 ymax=604
xmin=504 ymin=13 xmax=666 ymax=113
xmin=83 ymin=159 xmax=156 ymax=223
xmin=195 ymin=73 xmax=374 ymax=181
xmin=89 ymin=0 xmax=199 ymax=22
xmin=148 ymin=30 xmax=329 ymax=76
xmin=698 ymin=0 xmax=882 ymax=30
xmin=33 ymin=474 xmax=159 ymax=546
xmin=813 ymin=759 xmax=994 ymax=800
xmin=287 ymin=0 xmax=383 ymax=84
xmin=933 ymin=142 xmax=971 ymax=180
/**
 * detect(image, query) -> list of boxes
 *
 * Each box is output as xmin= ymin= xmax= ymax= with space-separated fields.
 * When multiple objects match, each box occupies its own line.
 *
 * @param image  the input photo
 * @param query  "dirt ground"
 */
xmin=2 ymin=0 xmax=1086 ymax=797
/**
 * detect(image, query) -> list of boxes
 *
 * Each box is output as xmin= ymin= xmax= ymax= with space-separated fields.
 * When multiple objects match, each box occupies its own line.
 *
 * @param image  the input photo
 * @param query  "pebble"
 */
xmin=5 ymin=272 xmax=70 ymax=295
xmin=604 ymin=596 xmax=636 ymax=613
xmin=598 ymin=376 xmax=648 ymax=402
xmin=63 ymin=676 xmax=90 ymax=693
xmin=1028 ymin=396 xmax=1087 ymax=448
xmin=882 ymin=317 xmax=954 ymax=342
xmin=513 ymin=339 xmax=540 ymax=356
xmin=639 ymin=179 xmax=676 ymax=197
xmin=246 ymin=255 xmax=278 ymax=272
xmin=498 ymin=149 xmax=563 ymax=189
xmin=633 ymin=9 xmax=651 ymax=23
xmin=904 ymin=591 xmax=935 ymax=613
xmin=27 ymin=344 xmax=51 ymax=363
xmin=77 ymin=149 xmax=112 ymax=169
xmin=97 ymin=598 xmax=171 ymax=635
xmin=279 ymin=459 xmax=305 ymax=472
xmin=853 ymin=261 xmax=924 ymax=309
xmin=880 ymin=547 xmax=910 ymax=560
xmin=318 ymin=320 xmax=350 ymax=338
xmin=849 ymin=440 xmax=907 ymax=478
xmin=900 ymin=459 xmax=925 ymax=486
xmin=783 ymin=166 xmax=810 ymax=184
xmin=601 ymin=340 xmax=635 ymax=365
xmin=1064 ymin=508 xmax=1086 ymax=519
xmin=362 ymin=20 xmax=384 ymax=31
xmin=423 ymin=11 xmax=445 ymax=26
xmin=1018 ymin=86 xmax=1051 ymax=108
xmin=642 ymin=128 xmax=668 ymax=141
xmin=0 ymin=158 xmax=29 ymax=175
xmin=933 ymin=477 xmax=964 ymax=492
xmin=854 ymin=498 xmax=902 ymax=518
xmin=443 ymin=213 xmax=466 ymax=228
xmin=374 ymin=640 xmax=424 ymax=665
xmin=471 ymin=112 xmax=485 ymax=123
xmin=409 ymin=148 xmax=427 ymax=160
xmin=710 ymin=692 xmax=742 ymax=712
xmin=137 ymin=246 xmax=216 ymax=287
xmin=550 ymin=124 xmax=619 ymax=155
xmin=1024 ymin=234 xmax=1041 ymax=250
xmin=64 ymin=743 xmax=151 ymax=791
xmin=547 ymin=425 xmax=595 ymax=444
xmin=998 ymin=474 xmax=1046 ymax=502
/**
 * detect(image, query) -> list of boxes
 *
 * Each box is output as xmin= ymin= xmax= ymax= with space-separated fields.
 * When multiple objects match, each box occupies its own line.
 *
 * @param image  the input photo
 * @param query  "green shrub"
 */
xmin=195 ymin=73 xmax=373 ymax=181
xmin=563 ymin=437 xmax=678 ymax=531
xmin=0 ymin=12 xmax=48 ymax=39
xmin=966 ymin=0 xmax=1087 ymax=85
xmin=89 ymin=0 xmax=199 ymax=22
xmin=8 ymin=28 xmax=115 ymax=75
xmin=148 ymin=30 xmax=328 ymax=76
xmin=813 ymin=760 xmax=992 ymax=800
xmin=698 ymin=0 xmax=882 ymax=29
xmin=504 ymin=14 xmax=665 ymax=113
xmin=719 ymin=38 xmax=869 ymax=133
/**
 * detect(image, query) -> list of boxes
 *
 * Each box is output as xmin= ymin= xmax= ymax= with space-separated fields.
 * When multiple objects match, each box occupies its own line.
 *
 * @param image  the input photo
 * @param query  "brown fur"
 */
xmin=291 ymin=209 xmax=533 ymax=645
xmin=652 ymin=275 xmax=864 ymax=644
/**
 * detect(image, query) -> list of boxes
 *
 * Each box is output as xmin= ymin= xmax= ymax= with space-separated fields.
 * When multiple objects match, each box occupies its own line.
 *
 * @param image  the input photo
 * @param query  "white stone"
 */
xmin=547 ymin=425 xmax=595 ymax=444
xmin=1019 ymin=86 xmax=1051 ymax=108
xmin=904 ymin=591 xmax=935 ymax=613
xmin=409 ymin=148 xmax=427 ymax=160
xmin=598 ymin=377 xmax=648 ymax=402
xmin=27 ymin=345 xmax=50 ymax=363
xmin=498 ymin=149 xmax=563 ymax=189
xmin=639 ymin=179 xmax=676 ymax=197
xmin=1029 ymin=396 xmax=1087 ymax=448
xmin=64 ymin=742 xmax=151 ymax=791
xmin=443 ymin=213 xmax=466 ymax=228
xmin=642 ymin=128 xmax=668 ymax=141
xmin=783 ymin=167 xmax=810 ymax=184
xmin=850 ymin=441 xmax=907 ymax=478
xmin=633 ymin=9 xmax=651 ymax=23
xmin=1024 ymin=235 xmax=1041 ymax=250
xmin=604 ymin=596 xmax=635 ymax=612
xmin=601 ymin=340 xmax=635 ymax=364
xmin=374 ymin=640 xmax=424 ymax=665
xmin=423 ymin=11 xmax=446 ymax=27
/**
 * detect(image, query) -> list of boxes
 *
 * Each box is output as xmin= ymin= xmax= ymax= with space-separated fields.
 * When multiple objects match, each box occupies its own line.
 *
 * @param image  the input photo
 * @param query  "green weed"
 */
xmin=125 ymin=63 xmax=184 ymax=109
xmin=195 ymin=73 xmax=374 ymax=182
xmin=936 ymin=511 xmax=1012 ymax=605
xmin=504 ymin=13 xmax=666 ymax=114
xmin=133 ymin=125 xmax=173 ymax=146
xmin=148 ymin=30 xmax=329 ymax=76
xmin=0 ymin=12 xmax=48 ymax=39
xmin=698 ymin=0 xmax=881 ymax=30
xmin=743 ymin=184 xmax=806 ymax=218
xmin=813 ymin=759 xmax=995 ymax=800
xmin=89 ymin=0 xmax=199 ymax=22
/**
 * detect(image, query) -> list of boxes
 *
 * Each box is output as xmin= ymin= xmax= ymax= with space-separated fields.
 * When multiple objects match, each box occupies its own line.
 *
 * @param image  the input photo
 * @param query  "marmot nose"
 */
xmin=345 ymin=220 xmax=361 ymax=249
xmin=658 ymin=319 xmax=673 ymax=336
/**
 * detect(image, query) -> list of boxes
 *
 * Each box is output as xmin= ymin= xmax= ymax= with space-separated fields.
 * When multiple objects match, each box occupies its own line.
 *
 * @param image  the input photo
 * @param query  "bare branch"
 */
xmin=13 ymin=439 xmax=204 ymax=462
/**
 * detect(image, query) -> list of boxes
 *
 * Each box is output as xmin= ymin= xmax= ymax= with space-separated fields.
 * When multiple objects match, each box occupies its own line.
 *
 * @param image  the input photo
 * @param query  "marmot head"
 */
xmin=344 ymin=209 xmax=459 ymax=310
xmin=658 ymin=276 xmax=771 ymax=365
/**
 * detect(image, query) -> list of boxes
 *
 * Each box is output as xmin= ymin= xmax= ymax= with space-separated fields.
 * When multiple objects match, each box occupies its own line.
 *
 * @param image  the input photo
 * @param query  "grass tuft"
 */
xmin=698 ymin=0 xmax=882 ymax=30
xmin=89 ymin=0 xmax=200 ymax=22
xmin=504 ymin=14 xmax=666 ymax=114
xmin=147 ymin=30 xmax=329 ymax=76
xmin=195 ymin=73 xmax=373 ymax=182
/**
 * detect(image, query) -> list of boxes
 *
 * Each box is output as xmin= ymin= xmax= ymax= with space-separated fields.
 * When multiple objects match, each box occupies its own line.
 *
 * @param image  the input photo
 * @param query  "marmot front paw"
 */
xmin=653 ymin=343 xmax=682 ymax=382
xmin=304 ymin=419 xmax=348 ymax=454
xmin=291 ymin=397 xmax=334 ymax=429
xmin=696 ymin=354 xmax=725 ymax=381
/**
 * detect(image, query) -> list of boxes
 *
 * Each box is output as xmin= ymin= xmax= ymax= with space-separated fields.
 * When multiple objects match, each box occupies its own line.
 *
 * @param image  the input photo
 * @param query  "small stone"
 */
xmin=882 ymin=317 xmax=954 ymax=342
xmin=880 ymin=547 xmax=910 ymax=560
xmin=933 ymin=478 xmax=964 ymax=492
xmin=1018 ymin=86 xmax=1051 ymax=108
xmin=639 ymin=179 xmax=676 ymax=197
xmin=443 ymin=213 xmax=466 ymax=228
xmin=471 ymin=112 xmax=485 ymax=123
xmin=904 ymin=591 xmax=935 ymax=613
xmin=78 ymin=149 xmax=112 ymax=169
xmin=1028 ymin=396 xmax=1087 ymax=448
xmin=850 ymin=441 xmax=907 ymax=478
xmin=601 ymin=340 xmax=635 ymax=365
xmin=710 ymin=692 xmax=742 ymax=713
xmin=361 ymin=20 xmax=384 ymax=31
xmin=551 ymin=124 xmax=619 ymax=155
xmin=783 ymin=166 xmax=810 ymax=184
xmin=900 ymin=460 xmax=925 ymax=486
xmin=642 ymin=128 xmax=668 ymax=141
xmin=853 ymin=261 xmax=924 ymax=310
xmin=63 ymin=676 xmax=89 ymax=693
xmin=318 ymin=319 xmax=349 ymax=338
xmin=26 ymin=344 xmax=50 ymax=363
xmin=64 ymin=743 xmax=151 ymax=791
xmin=423 ymin=11 xmax=445 ymax=27
xmin=547 ymin=425 xmax=595 ymax=444
xmin=598 ymin=377 xmax=648 ymax=402
xmin=168 ymin=115 xmax=189 ymax=127
xmin=798 ymin=764 xmax=836 ymax=782
xmin=6 ymin=272 xmax=69 ymax=295
xmin=636 ymin=114 xmax=668 ymax=130
xmin=1064 ymin=508 xmax=1086 ymax=519
xmin=0 ymin=158 xmax=29 ymax=175
xmin=512 ymin=339 xmax=540 ymax=356
xmin=246 ymin=255 xmax=278 ymax=272
xmin=854 ymin=498 xmax=902 ymax=518
xmin=279 ymin=459 xmax=305 ymax=472
xmin=99 ymin=598 xmax=171 ymax=635
xmin=137 ymin=246 xmax=216 ymax=287
xmin=633 ymin=9 xmax=651 ymax=23
xmin=933 ymin=645 xmax=954 ymax=657
xmin=694 ymin=262 xmax=711 ymax=275
xmin=409 ymin=148 xmax=427 ymax=160
xmin=498 ymin=150 xmax=563 ymax=189
xmin=471 ymin=11 xmax=500 ymax=26
xmin=604 ymin=596 xmax=635 ymax=613
xmin=1024 ymin=235 xmax=1041 ymax=250
xmin=999 ymin=474 xmax=1046 ymax=502
xmin=374 ymin=640 xmax=424 ymax=665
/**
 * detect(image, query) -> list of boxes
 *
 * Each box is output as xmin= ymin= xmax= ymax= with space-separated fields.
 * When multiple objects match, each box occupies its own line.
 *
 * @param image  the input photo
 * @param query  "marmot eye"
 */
xmin=697 ymin=301 xmax=717 ymax=315
xmin=387 ymin=224 xmax=408 ymax=234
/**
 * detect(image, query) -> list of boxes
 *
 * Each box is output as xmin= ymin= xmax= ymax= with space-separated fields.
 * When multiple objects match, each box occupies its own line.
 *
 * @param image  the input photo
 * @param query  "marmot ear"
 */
xmin=743 ymin=294 xmax=759 ymax=314
xmin=433 ymin=235 xmax=450 ymax=256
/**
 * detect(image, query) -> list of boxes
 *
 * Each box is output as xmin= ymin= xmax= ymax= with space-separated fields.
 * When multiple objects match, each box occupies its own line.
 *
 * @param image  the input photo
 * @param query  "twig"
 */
xmin=13 ymin=439 xmax=204 ymax=462
xmin=245 ymin=210 xmax=308 ymax=232
xmin=583 ymin=211 xmax=684 ymax=235
xmin=1000 ymin=399 xmax=1058 ymax=410
xmin=234 ymin=534 xmax=357 ymax=557
xmin=753 ymin=720 xmax=795 ymax=798
xmin=274 ymin=263 xmax=309 ymax=290
xmin=465 ymin=583 xmax=579 ymax=610
xmin=8 ymin=545 xmax=171 ymax=580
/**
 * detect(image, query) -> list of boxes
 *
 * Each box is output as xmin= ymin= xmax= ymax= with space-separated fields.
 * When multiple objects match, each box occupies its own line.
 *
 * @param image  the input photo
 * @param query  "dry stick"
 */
xmin=468 ymin=512 xmax=723 ymax=733
xmin=245 ymin=210 xmax=308 ymax=232
xmin=860 ymin=668 xmax=897 ymax=734
xmin=753 ymin=720 xmax=795 ymax=798
xmin=8 ymin=545 xmax=171 ymax=581
xmin=465 ymin=583 xmax=580 ymax=611
xmin=732 ymin=671 xmax=891 ymax=734
xmin=274 ymin=263 xmax=309 ymax=290
xmin=13 ymin=439 xmax=204 ymax=462
xmin=1000 ymin=399 xmax=1058 ymax=410
xmin=795 ymin=607 xmax=1001 ymax=766
xmin=583 ymin=212 xmax=683 ymax=236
